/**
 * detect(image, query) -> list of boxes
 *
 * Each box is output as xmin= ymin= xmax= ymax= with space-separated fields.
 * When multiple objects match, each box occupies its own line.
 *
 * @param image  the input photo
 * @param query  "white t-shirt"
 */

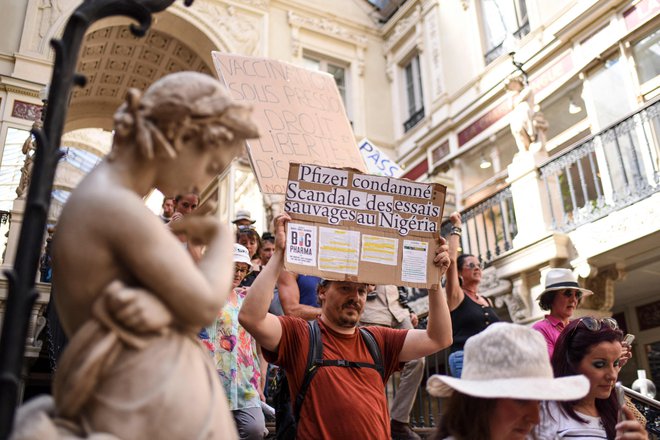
xmin=534 ymin=401 xmax=607 ymax=439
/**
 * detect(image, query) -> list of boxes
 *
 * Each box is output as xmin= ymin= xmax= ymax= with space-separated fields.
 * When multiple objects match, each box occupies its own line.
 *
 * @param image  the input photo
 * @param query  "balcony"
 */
xmin=403 ymin=107 xmax=425 ymax=133
xmin=451 ymin=97 xmax=660 ymax=270
xmin=540 ymin=99 xmax=660 ymax=232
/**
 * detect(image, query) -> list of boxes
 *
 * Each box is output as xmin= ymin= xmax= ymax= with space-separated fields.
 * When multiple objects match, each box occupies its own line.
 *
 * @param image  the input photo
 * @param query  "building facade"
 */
xmin=0 ymin=0 xmax=658 ymax=397
xmin=383 ymin=0 xmax=659 ymax=388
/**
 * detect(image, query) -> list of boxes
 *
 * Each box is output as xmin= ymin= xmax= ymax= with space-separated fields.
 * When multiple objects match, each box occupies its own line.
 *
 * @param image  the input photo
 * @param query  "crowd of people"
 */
xmin=151 ymin=197 xmax=652 ymax=440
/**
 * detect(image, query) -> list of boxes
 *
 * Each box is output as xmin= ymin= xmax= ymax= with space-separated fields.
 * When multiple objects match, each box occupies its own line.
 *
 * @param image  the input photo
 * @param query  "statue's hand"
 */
xmin=170 ymin=216 xmax=220 ymax=246
xmin=105 ymin=281 xmax=173 ymax=334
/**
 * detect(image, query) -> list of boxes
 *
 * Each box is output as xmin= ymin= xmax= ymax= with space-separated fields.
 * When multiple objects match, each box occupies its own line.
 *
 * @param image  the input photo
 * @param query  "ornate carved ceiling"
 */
xmin=66 ymin=25 xmax=213 ymax=131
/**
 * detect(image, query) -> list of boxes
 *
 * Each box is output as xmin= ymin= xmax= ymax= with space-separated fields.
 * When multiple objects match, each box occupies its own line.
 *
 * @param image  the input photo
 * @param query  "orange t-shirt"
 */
xmin=264 ymin=316 xmax=408 ymax=440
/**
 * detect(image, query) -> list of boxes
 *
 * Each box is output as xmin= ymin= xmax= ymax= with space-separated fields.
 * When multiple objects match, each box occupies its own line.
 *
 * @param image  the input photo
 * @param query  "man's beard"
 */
xmin=337 ymin=303 xmax=360 ymax=327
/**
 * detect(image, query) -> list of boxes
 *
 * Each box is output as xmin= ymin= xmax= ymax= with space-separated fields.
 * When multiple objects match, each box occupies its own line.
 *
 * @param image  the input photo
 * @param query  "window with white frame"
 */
xmin=631 ymin=28 xmax=660 ymax=86
xmin=403 ymin=54 xmax=424 ymax=132
xmin=302 ymin=55 xmax=350 ymax=121
xmin=480 ymin=0 xmax=530 ymax=64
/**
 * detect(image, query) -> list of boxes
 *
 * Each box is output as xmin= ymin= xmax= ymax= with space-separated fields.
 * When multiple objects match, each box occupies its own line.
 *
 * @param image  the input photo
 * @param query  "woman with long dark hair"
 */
xmin=536 ymin=317 xmax=648 ymax=439
xmin=445 ymin=212 xmax=500 ymax=377
xmin=427 ymin=322 xmax=589 ymax=440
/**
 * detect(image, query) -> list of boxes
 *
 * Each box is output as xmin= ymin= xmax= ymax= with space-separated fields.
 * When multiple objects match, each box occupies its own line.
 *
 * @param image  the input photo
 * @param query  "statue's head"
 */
xmin=111 ymin=72 xmax=259 ymax=161
xmin=110 ymin=71 xmax=259 ymax=193
xmin=504 ymin=75 xmax=525 ymax=92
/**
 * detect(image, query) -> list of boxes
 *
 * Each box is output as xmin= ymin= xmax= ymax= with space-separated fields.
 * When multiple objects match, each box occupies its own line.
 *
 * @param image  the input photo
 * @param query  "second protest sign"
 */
xmin=284 ymin=163 xmax=446 ymax=289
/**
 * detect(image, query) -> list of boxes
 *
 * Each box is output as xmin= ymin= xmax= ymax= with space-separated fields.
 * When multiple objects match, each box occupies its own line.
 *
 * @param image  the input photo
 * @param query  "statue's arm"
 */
xmin=105 ymin=194 xmax=233 ymax=328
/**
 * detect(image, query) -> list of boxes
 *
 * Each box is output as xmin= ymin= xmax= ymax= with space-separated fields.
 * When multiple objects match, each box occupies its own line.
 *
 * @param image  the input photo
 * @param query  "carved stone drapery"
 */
xmin=581 ymin=266 xmax=625 ymax=312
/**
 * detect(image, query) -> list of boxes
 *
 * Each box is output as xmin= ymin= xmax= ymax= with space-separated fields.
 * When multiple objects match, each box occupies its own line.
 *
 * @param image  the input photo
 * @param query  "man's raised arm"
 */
xmin=398 ymin=236 xmax=453 ymax=362
xmin=238 ymin=214 xmax=290 ymax=352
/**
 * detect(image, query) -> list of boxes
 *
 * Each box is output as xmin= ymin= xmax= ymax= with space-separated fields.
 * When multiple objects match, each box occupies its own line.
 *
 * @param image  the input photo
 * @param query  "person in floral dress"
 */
xmin=200 ymin=244 xmax=266 ymax=439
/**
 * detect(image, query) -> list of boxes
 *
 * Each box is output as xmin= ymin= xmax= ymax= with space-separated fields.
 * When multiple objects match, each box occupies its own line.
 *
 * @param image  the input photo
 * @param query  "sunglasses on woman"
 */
xmin=568 ymin=317 xmax=619 ymax=343
xmin=464 ymin=262 xmax=484 ymax=270
xmin=561 ymin=289 xmax=583 ymax=300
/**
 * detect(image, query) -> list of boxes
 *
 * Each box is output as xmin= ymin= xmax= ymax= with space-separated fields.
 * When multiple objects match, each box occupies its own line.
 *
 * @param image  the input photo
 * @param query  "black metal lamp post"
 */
xmin=0 ymin=1 xmax=194 ymax=438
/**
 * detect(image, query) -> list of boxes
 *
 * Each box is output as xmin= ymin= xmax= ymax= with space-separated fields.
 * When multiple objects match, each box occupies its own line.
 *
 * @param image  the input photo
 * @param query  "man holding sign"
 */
xmin=238 ymin=214 xmax=452 ymax=439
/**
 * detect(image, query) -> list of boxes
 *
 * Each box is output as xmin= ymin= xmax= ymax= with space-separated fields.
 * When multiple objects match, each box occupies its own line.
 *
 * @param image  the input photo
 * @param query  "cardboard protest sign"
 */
xmin=212 ymin=52 xmax=367 ymax=194
xmin=284 ymin=163 xmax=446 ymax=289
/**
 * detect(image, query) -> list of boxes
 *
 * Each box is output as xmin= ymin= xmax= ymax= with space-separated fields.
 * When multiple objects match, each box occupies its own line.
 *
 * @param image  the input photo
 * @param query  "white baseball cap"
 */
xmin=233 ymin=244 xmax=252 ymax=265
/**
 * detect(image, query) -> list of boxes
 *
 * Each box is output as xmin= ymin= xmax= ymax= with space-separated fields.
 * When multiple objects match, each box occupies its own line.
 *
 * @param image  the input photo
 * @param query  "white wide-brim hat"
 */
xmin=427 ymin=322 xmax=589 ymax=401
xmin=535 ymin=268 xmax=593 ymax=301
xmin=232 ymin=209 xmax=256 ymax=224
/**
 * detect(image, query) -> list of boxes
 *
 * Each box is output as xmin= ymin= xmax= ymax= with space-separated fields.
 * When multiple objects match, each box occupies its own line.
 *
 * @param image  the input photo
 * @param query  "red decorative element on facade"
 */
xmin=457 ymin=51 xmax=574 ymax=148
xmin=431 ymin=140 xmax=450 ymax=164
xmin=457 ymin=100 xmax=511 ymax=147
xmin=624 ymin=0 xmax=660 ymax=31
xmin=11 ymin=100 xmax=43 ymax=121
xmin=529 ymin=52 xmax=574 ymax=96
xmin=401 ymin=159 xmax=428 ymax=181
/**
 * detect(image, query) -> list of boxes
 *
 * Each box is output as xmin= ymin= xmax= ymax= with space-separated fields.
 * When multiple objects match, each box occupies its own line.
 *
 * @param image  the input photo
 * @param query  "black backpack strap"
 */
xmin=292 ymin=322 xmax=386 ymax=423
xmin=293 ymin=320 xmax=323 ymax=423
xmin=359 ymin=327 xmax=385 ymax=382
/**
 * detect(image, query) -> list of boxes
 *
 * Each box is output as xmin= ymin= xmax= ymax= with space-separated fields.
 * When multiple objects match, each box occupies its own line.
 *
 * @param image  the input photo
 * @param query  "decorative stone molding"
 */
xmin=229 ymin=0 xmax=268 ymax=10
xmin=287 ymin=11 xmax=368 ymax=47
xmin=0 ymin=85 xmax=41 ymax=98
xmin=286 ymin=11 xmax=367 ymax=75
xmin=423 ymin=3 xmax=443 ymax=99
xmin=187 ymin=2 xmax=262 ymax=56
xmin=495 ymin=291 xmax=527 ymax=322
xmin=581 ymin=266 xmax=625 ymax=312
xmin=479 ymin=266 xmax=522 ymax=321
xmin=0 ymin=278 xmax=51 ymax=360
xmin=385 ymin=54 xmax=394 ymax=82
xmin=383 ymin=5 xmax=421 ymax=54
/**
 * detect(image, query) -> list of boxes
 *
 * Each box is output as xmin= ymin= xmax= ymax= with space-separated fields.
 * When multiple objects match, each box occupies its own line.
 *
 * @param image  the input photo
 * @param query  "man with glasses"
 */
xmin=239 ymin=215 xmax=453 ymax=440
xmin=532 ymin=268 xmax=593 ymax=356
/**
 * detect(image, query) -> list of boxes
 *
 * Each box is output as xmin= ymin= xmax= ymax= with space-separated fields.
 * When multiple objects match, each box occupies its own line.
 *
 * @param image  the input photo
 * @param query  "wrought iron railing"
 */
xmin=386 ymin=349 xmax=446 ymax=432
xmin=404 ymin=107 xmax=425 ymax=132
xmin=449 ymin=187 xmax=517 ymax=266
xmin=539 ymin=98 xmax=660 ymax=232
xmin=623 ymin=386 xmax=660 ymax=436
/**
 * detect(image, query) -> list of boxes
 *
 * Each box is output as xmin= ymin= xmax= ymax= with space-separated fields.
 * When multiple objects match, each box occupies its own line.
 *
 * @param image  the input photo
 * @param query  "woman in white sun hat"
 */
xmin=427 ymin=322 xmax=590 ymax=440
xmin=532 ymin=268 xmax=593 ymax=357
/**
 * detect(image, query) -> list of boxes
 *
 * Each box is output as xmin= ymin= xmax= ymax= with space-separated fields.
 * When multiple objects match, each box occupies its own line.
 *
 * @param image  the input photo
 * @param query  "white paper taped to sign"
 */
xmin=318 ymin=227 xmax=360 ymax=275
xmin=401 ymin=240 xmax=428 ymax=284
xmin=287 ymin=223 xmax=317 ymax=266
xmin=361 ymin=234 xmax=398 ymax=266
